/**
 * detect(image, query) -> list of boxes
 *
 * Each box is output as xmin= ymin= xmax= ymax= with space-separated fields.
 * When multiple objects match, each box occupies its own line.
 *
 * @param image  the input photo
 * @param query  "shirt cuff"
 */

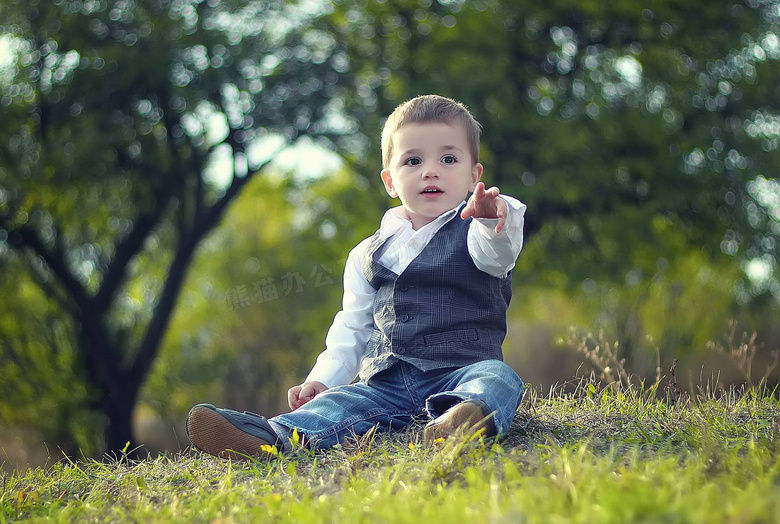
xmin=473 ymin=216 xmax=500 ymax=237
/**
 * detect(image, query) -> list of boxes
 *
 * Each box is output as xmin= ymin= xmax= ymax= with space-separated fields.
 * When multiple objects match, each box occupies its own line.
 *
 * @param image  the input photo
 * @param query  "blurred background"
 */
xmin=1 ymin=0 xmax=779 ymax=471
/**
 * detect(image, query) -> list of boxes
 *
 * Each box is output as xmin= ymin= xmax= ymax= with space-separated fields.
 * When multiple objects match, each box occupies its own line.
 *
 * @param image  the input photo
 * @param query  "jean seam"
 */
xmin=400 ymin=362 xmax=426 ymax=410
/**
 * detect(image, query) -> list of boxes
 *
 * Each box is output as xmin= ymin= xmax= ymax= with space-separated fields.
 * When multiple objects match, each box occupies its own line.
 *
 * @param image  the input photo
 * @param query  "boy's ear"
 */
xmin=381 ymin=169 xmax=398 ymax=198
xmin=469 ymin=163 xmax=484 ymax=192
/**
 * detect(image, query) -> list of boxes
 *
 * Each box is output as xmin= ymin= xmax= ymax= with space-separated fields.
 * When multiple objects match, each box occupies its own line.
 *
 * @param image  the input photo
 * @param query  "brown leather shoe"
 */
xmin=186 ymin=404 xmax=282 ymax=460
xmin=423 ymin=400 xmax=496 ymax=445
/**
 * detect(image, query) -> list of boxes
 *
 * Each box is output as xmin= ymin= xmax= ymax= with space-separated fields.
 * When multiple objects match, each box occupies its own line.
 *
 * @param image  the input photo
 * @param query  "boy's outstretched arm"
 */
xmin=462 ymin=182 xmax=526 ymax=278
xmin=288 ymin=380 xmax=328 ymax=410
xmin=460 ymin=182 xmax=509 ymax=233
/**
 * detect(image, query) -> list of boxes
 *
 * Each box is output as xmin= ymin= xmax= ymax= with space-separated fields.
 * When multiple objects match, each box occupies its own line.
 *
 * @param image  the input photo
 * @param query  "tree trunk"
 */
xmin=101 ymin=377 xmax=142 ymax=458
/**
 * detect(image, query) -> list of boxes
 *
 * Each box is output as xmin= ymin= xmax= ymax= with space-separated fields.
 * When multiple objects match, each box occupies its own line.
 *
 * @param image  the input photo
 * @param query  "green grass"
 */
xmin=3 ymin=383 xmax=780 ymax=523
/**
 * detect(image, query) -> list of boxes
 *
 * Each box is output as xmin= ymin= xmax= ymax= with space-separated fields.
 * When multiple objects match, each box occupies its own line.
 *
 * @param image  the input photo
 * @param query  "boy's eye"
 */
xmin=405 ymin=157 xmax=422 ymax=166
xmin=442 ymin=155 xmax=457 ymax=164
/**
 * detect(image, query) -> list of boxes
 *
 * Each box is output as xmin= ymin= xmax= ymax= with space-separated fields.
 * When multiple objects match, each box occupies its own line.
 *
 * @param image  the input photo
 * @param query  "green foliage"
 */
xmin=0 ymin=255 xmax=99 ymax=456
xmin=3 ymin=385 xmax=780 ymax=522
xmin=0 ymin=0 xmax=354 ymax=453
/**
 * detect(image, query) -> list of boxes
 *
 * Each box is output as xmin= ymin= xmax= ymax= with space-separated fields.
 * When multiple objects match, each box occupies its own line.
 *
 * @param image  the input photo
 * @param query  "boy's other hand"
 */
xmin=461 ymin=182 xmax=508 ymax=233
xmin=288 ymin=380 xmax=328 ymax=410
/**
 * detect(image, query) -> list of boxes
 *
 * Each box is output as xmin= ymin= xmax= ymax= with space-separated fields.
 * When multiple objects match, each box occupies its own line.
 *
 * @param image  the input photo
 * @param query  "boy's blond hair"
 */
xmin=381 ymin=94 xmax=481 ymax=169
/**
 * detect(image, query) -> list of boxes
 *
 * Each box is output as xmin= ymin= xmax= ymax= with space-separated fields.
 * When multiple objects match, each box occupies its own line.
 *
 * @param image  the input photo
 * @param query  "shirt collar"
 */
xmin=377 ymin=202 xmax=466 ymax=241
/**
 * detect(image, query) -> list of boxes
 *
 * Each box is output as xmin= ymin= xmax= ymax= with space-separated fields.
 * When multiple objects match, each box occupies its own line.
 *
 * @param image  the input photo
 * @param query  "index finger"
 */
xmin=472 ymin=182 xmax=486 ymax=199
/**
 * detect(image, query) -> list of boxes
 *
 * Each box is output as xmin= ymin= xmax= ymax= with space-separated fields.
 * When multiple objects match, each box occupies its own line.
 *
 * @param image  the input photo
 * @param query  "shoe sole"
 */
xmin=187 ymin=405 xmax=272 ymax=460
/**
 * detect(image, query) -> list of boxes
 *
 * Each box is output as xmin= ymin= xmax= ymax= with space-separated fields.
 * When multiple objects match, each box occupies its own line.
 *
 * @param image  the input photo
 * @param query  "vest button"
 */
xmin=396 ymin=347 xmax=406 ymax=354
xmin=400 ymin=314 xmax=410 ymax=322
xmin=399 ymin=285 xmax=408 ymax=292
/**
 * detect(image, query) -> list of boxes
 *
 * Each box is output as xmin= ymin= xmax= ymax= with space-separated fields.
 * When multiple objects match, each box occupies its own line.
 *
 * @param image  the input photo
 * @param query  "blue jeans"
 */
xmin=269 ymin=360 xmax=523 ymax=449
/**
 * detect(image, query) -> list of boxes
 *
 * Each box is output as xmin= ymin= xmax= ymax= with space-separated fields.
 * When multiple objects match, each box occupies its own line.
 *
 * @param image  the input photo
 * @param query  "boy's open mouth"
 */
xmin=421 ymin=186 xmax=443 ymax=194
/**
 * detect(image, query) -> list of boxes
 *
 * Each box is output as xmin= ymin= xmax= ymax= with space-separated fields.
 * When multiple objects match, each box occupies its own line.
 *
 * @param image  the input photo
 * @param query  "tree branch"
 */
xmin=128 ymin=149 xmax=281 ymax=383
xmin=22 ymin=258 xmax=75 ymax=315
xmin=94 ymin=202 xmax=168 ymax=312
xmin=1 ymin=214 xmax=91 ymax=312
xmin=129 ymin=229 xmax=197 ymax=384
xmin=204 ymin=149 xmax=273 ymax=229
xmin=0 ymin=213 xmax=118 ymax=388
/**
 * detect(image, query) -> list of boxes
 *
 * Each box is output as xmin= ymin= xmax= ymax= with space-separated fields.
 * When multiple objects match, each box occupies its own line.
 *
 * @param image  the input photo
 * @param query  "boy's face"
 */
xmin=381 ymin=122 xmax=482 ymax=230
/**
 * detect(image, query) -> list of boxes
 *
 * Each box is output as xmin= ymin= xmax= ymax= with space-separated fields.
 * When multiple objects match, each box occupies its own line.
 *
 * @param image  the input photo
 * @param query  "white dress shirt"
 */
xmin=305 ymin=195 xmax=526 ymax=388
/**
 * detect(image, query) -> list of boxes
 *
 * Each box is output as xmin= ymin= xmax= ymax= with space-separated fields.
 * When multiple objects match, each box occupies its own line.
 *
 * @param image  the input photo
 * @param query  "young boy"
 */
xmin=186 ymin=94 xmax=527 ymax=458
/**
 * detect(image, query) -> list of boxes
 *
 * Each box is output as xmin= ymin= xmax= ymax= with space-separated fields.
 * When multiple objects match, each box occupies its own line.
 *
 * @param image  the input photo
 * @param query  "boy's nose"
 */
xmin=422 ymin=166 xmax=439 ymax=179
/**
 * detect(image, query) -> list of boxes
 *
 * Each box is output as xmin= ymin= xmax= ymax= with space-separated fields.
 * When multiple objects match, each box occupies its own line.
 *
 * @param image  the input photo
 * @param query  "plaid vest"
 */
xmin=359 ymin=213 xmax=512 ymax=381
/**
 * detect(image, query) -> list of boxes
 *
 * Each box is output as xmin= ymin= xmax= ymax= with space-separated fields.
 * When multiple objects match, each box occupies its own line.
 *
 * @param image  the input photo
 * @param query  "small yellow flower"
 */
xmin=260 ymin=444 xmax=279 ymax=456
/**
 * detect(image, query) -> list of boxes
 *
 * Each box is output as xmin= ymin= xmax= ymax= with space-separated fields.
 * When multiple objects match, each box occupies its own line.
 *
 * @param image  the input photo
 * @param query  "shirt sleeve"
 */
xmin=304 ymin=238 xmax=376 ymax=388
xmin=467 ymin=195 xmax=527 ymax=278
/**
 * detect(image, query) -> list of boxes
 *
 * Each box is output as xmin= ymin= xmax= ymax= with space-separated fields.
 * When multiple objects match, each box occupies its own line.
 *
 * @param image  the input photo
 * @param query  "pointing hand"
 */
xmin=461 ymin=182 xmax=508 ymax=233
